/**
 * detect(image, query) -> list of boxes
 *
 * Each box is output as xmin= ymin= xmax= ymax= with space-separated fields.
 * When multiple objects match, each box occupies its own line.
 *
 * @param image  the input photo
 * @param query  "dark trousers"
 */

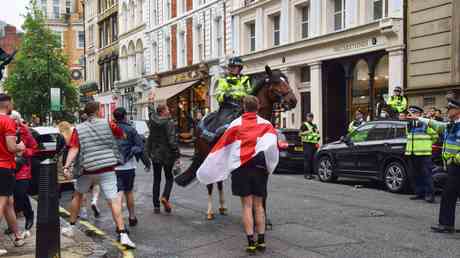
xmin=14 ymin=179 xmax=33 ymax=219
xmin=303 ymin=143 xmax=317 ymax=176
xmin=439 ymin=164 xmax=460 ymax=227
xmin=410 ymin=156 xmax=434 ymax=197
xmin=152 ymin=162 xmax=174 ymax=208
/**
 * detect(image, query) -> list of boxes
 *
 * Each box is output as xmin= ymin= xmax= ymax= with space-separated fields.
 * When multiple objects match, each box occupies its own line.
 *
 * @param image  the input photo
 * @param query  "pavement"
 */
xmin=0 ymin=198 xmax=106 ymax=258
xmin=56 ymin=154 xmax=460 ymax=258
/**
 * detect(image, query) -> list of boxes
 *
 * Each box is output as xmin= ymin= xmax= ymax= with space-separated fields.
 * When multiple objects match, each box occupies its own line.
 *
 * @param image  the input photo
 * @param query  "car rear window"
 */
xmin=282 ymin=131 xmax=300 ymax=143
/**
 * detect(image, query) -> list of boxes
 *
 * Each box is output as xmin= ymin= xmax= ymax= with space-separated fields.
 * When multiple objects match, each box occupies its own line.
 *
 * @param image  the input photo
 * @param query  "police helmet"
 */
xmin=228 ymin=57 xmax=243 ymax=67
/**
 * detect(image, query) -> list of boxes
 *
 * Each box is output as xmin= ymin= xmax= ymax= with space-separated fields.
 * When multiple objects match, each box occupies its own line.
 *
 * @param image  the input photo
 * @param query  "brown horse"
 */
xmin=177 ymin=65 xmax=297 ymax=220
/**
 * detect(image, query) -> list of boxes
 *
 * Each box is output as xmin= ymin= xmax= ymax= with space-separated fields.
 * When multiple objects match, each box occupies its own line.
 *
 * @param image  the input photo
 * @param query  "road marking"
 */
xmin=59 ymin=207 xmax=134 ymax=258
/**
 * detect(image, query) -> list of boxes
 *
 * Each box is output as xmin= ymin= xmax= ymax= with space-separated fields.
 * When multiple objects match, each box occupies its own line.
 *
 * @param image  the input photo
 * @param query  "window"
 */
xmin=152 ymin=42 xmax=158 ymax=72
xmin=88 ymin=25 xmax=94 ymax=45
xmin=53 ymin=0 xmax=60 ymax=19
xmin=300 ymin=66 xmax=310 ymax=82
xmin=215 ymin=17 xmax=223 ymax=57
xmin=423 ymin=96 xmax=436 ymax=107
xmin=273 ymin=14 xmax=280 ymax=46
xmin=350 ymin=124 xmax=373 ymax=142
xmin=99 ymin=26 xmax=104 ymax=48
xmin=112 ymin=15 xmax=118 ymax=41
xmin=65 ymin=0 xmax=72 ymax=13
xmin=247 ymin=22 xmax=256 ymax=52
xmin=301 ymin=6 xmax=309 ymax=39
xmin=105 ymin=20 xmax=110 ymax=45
xmin=77 ymin=31 xmax=85 ymax=48
xmin=373 ymin=0 xmax=388 ymax=20
xmin=392 ymin=124 xmax=406 ymax=139
xmin=178 ymin=32 xmax=186 ymax=67
xmin=334 ymin=0 xmax=346 ymax=31
xmin=367 ymin=124 xmax=391 ymax=141
xmin=53 ymin=31 xmax=63 ymax=48
xmin=165 ymin=37 xmax=171 ymax=70
xmin=165 ymin=0 xmax=171 ymax=20
xmin=196 ymin=25 xmax=203 ymax=62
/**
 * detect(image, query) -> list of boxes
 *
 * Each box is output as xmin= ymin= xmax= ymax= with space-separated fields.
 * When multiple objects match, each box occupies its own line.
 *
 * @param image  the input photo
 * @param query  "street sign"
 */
xmin=50 ymin=88 xmax=61 ymax=111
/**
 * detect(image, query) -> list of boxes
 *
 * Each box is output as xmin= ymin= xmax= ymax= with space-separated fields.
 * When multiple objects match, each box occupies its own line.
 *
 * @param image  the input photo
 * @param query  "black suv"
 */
xmin=315 ymin=120 xmax=441 ymax=193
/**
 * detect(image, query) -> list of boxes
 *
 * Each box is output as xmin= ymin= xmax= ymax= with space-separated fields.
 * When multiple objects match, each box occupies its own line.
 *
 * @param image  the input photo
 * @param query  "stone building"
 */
xmin=226 ymin=0 xmax=405 ymax=142
xmin=406 ymin=0 xmax=460 ymax=110
xmin=144 ymin=0 xmax=226 ymax=140
xmin=40 ymin=0 xmax=85 ymax=85
xmin=0 ymin=24 xmax=22 ymax=91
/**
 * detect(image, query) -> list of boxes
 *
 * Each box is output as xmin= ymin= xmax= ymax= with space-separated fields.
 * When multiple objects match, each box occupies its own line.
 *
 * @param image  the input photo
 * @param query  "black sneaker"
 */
xmin=129 ymin=217 xmax=138 ymax=227
xmin=410 ymin=195 xmax=425 ymax=200
xmin=431 ymin=224 xmax=455 ymax=233
xmin=154 ymin=207 xmax=161 ymax=214
xmin=91 ymin=204 xmax=101 ymax=218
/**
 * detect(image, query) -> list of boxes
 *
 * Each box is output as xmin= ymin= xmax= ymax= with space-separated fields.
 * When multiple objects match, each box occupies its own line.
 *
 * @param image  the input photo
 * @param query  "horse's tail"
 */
xmin=174 ymin=154 xmax=205 ymax=187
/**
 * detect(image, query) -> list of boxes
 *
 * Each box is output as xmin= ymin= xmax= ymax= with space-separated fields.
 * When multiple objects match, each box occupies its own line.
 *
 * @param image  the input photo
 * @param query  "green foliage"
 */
xmin=4 ymin=0 xmax=79 ymax=122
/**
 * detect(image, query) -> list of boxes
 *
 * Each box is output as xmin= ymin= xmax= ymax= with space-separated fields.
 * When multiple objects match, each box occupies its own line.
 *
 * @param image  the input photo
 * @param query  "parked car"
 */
xmin=315 ymin=120 xmax=443 ymax=193
xmin=275 ymin=129 xmax=304 ymax=174
xmin=29 ymin=126 xmax=60 ymax=195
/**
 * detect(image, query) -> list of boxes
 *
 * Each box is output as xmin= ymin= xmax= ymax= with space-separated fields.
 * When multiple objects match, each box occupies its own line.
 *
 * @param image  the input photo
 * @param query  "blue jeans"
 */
xmin=410 ymin=156 xmax=433 ymax=196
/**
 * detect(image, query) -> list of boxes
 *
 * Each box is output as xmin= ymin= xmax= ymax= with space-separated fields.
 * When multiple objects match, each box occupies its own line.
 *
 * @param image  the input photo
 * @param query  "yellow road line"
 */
xmin=59 ymin=206 xmax=134 ymax=258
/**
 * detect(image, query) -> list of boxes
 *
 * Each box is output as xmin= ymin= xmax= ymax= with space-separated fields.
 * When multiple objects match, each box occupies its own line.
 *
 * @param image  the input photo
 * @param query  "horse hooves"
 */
xmin=219 ymin=208 xmax=228 ymax=215
xmin=207 ymin=213 xmax=215 ymax=220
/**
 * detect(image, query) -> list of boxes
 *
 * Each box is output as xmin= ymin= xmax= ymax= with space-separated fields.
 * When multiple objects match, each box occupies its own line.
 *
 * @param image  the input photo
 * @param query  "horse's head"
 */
xmin=262 ymin=65 xmax=297 ymax=110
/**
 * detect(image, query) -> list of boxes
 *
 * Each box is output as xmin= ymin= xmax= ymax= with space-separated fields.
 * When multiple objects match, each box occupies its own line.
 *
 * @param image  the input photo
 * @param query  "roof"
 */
xmin=32 ymin=126 xmax=59 ymax=135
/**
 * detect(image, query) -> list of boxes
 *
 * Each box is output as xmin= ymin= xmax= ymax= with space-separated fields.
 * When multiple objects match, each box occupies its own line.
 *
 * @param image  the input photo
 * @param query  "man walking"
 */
xmin=146 ymin=104 xmax=180 ymax=214
xmin=405 ymin=106 xmax=437 ymax=203
xmin=299 ymin=113 xmax=320 ymax=180
xmin=62 ymin=102 xmax=136 ymax=248
xmin=113 ymin=107 xmax=148 ymax=226
xmin=0 ymin=94 xmax=27 ymax=251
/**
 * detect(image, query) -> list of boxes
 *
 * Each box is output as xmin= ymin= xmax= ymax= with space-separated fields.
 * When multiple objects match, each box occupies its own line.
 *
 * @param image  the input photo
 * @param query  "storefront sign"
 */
xmin=50 ymin=88 xmax=61 ymax=111
xmin=161 ymin=70 xmax=202 ymax=86
xmin=334 ymin=38 xmax=378 ymax=52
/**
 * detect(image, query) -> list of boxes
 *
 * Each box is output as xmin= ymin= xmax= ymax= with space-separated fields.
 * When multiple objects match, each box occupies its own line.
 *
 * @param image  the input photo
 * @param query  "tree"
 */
xmin=4 ymin=0 xmax=79 ymax=122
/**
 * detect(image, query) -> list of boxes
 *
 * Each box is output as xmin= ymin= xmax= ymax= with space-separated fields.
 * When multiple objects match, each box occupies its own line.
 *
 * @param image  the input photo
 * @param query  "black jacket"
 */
xmin=146 ymin=111 xmax=180 ymax=165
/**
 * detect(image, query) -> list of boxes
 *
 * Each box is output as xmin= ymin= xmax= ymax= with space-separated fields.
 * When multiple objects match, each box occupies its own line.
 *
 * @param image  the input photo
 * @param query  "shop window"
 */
xmin=272 ymin=14 xmax=281 ymax=46
xmin=351 ymin=60 xmax=370 ymax=119
xmin=300 ymin=66 xmax=310 ymax=82
xmin=334 ymin=0 xmax=346 ymax=31
xmin=423 ymin=96 xmax=436 ymax=107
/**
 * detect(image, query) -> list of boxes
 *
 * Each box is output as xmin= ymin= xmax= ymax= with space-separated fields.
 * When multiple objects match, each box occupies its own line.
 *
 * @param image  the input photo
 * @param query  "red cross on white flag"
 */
xmin=196 ymin=112 xmax=279 ymax=185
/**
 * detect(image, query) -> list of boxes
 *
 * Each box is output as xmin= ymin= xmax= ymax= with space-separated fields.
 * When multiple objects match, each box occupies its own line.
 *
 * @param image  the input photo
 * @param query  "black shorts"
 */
xmin=231 ymin=163 xmax=268 ymax=198
xmin=0 ymin=169 xmax=15 ymax=196
xmin=116 ymin=169 xmax=135 ymax=192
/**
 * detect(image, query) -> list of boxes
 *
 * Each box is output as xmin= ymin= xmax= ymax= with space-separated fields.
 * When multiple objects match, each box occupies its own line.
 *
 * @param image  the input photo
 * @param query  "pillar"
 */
xmin=280 ymin=0 xmax=289 ymax=44
xmin=255 ymin=7 xmax=264 ymax=51
xmin=280 ymin=67 xmax=299 ymax=129
xmin=388 ymin=47 xmax=404 ymax=94
xmin=310 ymin=0 xmax=322 ymax=37
xmin=345 ymin=0 xmax=358 ymax=28
xmin=309 ymin=62 xmax=323 ymax=140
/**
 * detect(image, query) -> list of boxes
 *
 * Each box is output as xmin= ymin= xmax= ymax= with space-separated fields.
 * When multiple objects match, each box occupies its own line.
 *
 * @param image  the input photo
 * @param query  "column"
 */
xmin=280 ymin=0 xmax=289 ymax=44
xmin=280 ymin=67 xmax=299 ymax=129
xmin=309 ymin=62 xmax=323 ymax=141
xmin=310 ymin=0 xmax=322 ymax=37
xmin=255 ymin=7 xmax=264 ymax=51
xmin=388 ymin=48 xmax=404 ymax=94
xmin=345 ymin=0 xmax=358 ymax=28
xmin=231 ymin=15 xmax=240 ymax=56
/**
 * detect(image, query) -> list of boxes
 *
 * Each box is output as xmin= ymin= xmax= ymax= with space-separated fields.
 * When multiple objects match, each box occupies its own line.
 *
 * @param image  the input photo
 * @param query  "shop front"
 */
xmin=146 ymin=64 xmax=210 ymax=142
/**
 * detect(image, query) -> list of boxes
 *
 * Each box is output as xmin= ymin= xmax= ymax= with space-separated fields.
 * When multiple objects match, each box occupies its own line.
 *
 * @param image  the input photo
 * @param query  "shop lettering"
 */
xmin=334 ymin=39 xmax=376 ymax=52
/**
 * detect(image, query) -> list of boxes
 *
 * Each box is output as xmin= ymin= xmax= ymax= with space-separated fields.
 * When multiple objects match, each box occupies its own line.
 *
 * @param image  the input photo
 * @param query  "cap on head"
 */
xmin=228 ymin=57 xmax=243 ymax=67
xmin=394 ymin=86 xmax=402 ymax=92
xmin=408 ymin=105 xmax=423 ymax=114
xmin=306 ymin=113 xmax=314 ymax=118
xmin=0 ymin=93 xmax=11 ymax=103
xmin=113 ymin=107 xmax=127 ymax=122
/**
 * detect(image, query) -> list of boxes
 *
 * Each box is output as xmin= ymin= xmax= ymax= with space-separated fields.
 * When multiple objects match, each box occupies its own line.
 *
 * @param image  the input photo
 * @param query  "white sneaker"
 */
xmin=62 ymin=225 xmax=75 ymax=238
xmin=79 ymin=207 xmax=89 ymax=220
xmin=119 ymin=233 xmax=136 ymax=249
xmin=0 ymin=249 xmax=7 ymax=256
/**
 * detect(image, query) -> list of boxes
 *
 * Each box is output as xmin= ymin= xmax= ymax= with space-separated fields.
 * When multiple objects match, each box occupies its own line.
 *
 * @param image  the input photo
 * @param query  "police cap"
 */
xmin=407 ymin=105 xmax=424 ymax=114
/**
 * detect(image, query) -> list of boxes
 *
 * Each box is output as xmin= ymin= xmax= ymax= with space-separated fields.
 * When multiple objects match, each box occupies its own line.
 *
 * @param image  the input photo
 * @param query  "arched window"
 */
xmin=128 ymin=41 xmax=136 ymax=78
xmin=374 ymin=55 xmax=389 ymax=104
xmin=351 ymin=59 xmax=370 ymax=118
xmin=136 ymin=39 xmax=144 ymax=76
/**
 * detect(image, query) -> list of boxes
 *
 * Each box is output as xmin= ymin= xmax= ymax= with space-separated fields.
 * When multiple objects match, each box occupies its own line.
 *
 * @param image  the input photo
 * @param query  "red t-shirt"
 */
xmin=0 ymin=114 xmax=17 ymax=169
xmin=68 ymin=121 xmax=124 ymax=174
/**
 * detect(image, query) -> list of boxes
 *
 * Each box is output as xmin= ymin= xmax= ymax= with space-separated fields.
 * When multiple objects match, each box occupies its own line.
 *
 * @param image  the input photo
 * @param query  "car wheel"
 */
xmin=384 ymin=161 xmax=408 ymax=193
xmin=317 ymin=156 xmax=337 ymax=182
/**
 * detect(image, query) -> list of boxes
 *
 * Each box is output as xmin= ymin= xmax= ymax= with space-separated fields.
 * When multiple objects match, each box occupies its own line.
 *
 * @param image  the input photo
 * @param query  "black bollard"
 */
xmin=36 ymin=158 xmax=60 ymax=258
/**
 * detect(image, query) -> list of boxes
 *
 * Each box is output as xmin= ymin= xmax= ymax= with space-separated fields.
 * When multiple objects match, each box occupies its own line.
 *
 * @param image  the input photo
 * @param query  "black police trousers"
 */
xmin=439 ymin=164 xmax=460 ymax=227
xmin=303 ymin=143 xmax=317 ymax=176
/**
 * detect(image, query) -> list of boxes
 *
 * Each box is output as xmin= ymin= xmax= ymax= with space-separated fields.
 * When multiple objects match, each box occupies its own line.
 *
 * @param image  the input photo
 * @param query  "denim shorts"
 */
xmin=116 ymin=169 xmax=135 ymax=192
xmin=75 ymin=172 xmax=118 ymax=200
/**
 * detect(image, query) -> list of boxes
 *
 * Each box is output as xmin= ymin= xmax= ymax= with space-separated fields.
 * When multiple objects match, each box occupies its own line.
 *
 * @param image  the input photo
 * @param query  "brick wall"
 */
xmin=172 ymin=0 xmax=177 ymax=18
xmin=171 ymin=25 xmax=177 ymax=69
xmin=0 ymin=25 xmax=21 ymax=55
xmin=186 ymin=18 xmax=193 ymax=65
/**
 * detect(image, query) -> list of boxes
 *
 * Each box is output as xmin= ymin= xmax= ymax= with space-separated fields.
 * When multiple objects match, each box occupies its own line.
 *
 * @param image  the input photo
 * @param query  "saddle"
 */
xmin=198 ymin=101 xmax=242 ymax=143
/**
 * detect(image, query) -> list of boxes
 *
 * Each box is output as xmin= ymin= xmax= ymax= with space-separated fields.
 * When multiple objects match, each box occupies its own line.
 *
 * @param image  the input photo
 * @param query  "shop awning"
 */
xmin=139 ymin=80 xmax=199 ymax=104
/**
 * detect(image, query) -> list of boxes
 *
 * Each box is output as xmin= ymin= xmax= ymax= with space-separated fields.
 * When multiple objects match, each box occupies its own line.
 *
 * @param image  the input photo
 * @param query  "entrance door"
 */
xmin=301 ymin=92 xmax=311 ymax=121
xmin=324 ymin=62 xmax=347 ymax=143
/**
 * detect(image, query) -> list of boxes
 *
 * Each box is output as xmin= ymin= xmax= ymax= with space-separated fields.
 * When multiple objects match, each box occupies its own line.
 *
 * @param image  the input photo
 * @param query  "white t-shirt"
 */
xmin=115 ymin=157 xmax=136 ymax=171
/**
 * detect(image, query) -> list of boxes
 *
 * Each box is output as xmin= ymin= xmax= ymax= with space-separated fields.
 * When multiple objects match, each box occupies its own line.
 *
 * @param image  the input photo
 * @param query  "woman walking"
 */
xmin=146 ymin=104 xmax=180 ymax=214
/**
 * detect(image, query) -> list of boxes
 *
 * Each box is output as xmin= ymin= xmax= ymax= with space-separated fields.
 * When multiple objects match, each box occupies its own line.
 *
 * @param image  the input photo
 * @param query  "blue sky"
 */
xmin=0 ymin=0 xmax=29 ymax=30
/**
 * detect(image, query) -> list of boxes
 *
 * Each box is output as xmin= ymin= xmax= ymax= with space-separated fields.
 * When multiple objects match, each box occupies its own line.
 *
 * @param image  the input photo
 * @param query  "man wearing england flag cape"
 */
xmin=197 ymin=96 xmax=279 ymax=255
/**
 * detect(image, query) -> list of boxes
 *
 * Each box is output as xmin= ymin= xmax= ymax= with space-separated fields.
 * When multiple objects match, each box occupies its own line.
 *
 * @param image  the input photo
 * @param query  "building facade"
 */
xmin=144 ymin=0 xmax=227 ymax=139
xmin=406 ymin=0 xmax=460 ymax=110
xmin=226 ymin=0 xmax=404 ymax=142
xmin=116 ymin=0 xmax=148 ymax=120
xmin=40 ymin=0 xmax=85 ymax=85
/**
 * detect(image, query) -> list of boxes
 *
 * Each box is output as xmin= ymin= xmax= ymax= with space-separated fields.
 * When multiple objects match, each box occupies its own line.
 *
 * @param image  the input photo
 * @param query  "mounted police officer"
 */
xmin=386 ymin=86 xmax=408 ymax=119
xmin=299 ymin=113 xmax=320 ymax=180
xmin=348 ymin=110 xmax=365 ymax=134
xmin=215 ymin=57 xmax=252 ymax=104
xmin=405 ymin=106 xmax=437 ymax=203
xmin=410 ymin=91 xmax=460 ymax=233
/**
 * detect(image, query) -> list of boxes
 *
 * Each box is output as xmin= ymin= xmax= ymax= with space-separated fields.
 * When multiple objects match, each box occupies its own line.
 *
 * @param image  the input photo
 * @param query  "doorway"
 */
xmin=323 ymin=62 xmax=347 ymax=143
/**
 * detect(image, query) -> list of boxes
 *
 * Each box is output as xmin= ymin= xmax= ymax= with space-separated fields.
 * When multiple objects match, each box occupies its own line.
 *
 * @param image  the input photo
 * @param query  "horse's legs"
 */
xmin=217 ymin=181 xmax=227 ymax=215
xmin=206 ymin=184 xmax=215 ymax=220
